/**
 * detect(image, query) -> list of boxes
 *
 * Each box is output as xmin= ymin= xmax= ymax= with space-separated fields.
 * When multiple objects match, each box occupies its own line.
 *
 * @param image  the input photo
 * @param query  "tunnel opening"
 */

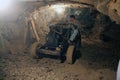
xmin=24 ymin=2 xmax=120 ymax=57
xmin=24 ymin=2 xmax=120 ymax=71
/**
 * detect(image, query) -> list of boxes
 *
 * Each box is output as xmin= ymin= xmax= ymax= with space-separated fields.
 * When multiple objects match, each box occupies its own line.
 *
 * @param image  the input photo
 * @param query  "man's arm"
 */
xmin=69 ymin=29 xmax=78 ymax=41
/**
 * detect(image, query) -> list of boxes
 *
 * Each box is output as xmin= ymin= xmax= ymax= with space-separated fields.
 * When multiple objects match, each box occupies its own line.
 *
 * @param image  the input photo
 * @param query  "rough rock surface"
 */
xmin=72 ymin=0 xmax=120 ymax=24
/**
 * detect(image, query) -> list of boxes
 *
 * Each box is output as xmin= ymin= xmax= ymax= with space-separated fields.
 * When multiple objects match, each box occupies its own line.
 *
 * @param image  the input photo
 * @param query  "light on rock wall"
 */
xmin=55 ymin=7 xmax=63 ymax=14
xmin=51 ymin=4 xmax=68 ymax=14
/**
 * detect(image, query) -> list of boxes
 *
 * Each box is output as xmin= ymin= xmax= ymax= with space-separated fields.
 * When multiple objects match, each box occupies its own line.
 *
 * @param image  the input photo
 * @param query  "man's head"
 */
xmin=69 ymin=15 xmax=76 ymax=23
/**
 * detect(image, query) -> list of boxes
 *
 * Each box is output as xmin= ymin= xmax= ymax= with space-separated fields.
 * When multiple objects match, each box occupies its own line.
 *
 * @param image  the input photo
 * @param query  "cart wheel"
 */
xmin=29 ymin=42 xmax=41 ymax=58
xmin=66 ymin=45 xmax=75 ymax=64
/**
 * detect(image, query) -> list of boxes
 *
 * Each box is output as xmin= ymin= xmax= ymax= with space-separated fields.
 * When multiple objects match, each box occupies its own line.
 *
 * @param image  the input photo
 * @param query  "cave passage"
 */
xmin=0 ymin=1 xmax=120 ymax=80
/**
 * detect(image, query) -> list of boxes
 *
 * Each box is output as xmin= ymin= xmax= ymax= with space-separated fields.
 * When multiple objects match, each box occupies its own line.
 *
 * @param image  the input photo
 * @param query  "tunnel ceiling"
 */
xmin=32 ymin=0 xmax=120 ymax=24
xmin=0 ymin=0 xmax=120 ymax=24
xmin=43 ymin=0 xmax=120 ymax=24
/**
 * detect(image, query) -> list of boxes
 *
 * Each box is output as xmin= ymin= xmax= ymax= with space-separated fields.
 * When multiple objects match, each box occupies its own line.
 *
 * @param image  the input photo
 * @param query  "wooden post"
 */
xmin=30 ymin=17 xmax=40 ymax=42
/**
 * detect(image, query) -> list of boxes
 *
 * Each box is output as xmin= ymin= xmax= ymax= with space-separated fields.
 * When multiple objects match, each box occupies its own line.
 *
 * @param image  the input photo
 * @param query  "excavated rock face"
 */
xmin=0 ymin=21 xmax=26 ymax=53
xmin=72 ymin=0 xmax=120 ymax=23
xmin=96 ymin=0 xmax=120 ymax=24
xmin=0 ymin=1 xmax=120 ymax=54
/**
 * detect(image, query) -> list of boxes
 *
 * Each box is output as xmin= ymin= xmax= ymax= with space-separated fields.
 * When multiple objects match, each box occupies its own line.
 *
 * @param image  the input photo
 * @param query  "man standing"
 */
xmin=68 ymin=15 xmax=80 ymax=43
xmin=60 ymin=15 xmax=81 ymax=63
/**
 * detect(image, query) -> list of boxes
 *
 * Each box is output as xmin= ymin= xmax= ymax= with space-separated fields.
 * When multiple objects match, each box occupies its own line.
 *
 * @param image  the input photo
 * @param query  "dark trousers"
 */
xmin=60 ymin=41 xmax=69 ymax=61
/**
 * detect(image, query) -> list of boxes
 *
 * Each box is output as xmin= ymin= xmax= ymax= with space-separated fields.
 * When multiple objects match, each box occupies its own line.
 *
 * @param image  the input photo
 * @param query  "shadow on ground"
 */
xmin=80 ymin=41 xmax=119 ymax=71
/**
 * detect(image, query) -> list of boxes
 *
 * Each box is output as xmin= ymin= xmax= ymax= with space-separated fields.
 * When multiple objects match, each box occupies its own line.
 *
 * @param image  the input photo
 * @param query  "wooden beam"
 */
xmin=30 ymin=17 xmax=40 ymax=42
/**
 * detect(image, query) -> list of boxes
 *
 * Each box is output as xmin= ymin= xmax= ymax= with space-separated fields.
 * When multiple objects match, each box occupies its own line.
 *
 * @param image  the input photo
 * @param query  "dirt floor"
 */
xmin=0 ymin=40 xmax=119 ymax=80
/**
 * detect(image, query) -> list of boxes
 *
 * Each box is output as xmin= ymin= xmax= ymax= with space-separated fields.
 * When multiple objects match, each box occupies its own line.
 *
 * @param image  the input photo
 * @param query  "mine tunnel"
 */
xmin=0 ymin=0 xmax=120 ymax=80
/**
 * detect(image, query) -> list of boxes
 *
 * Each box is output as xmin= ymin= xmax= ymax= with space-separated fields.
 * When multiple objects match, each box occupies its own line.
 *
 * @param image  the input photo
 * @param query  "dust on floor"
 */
xmin=0 ymin=41 xmax=118 ymax=80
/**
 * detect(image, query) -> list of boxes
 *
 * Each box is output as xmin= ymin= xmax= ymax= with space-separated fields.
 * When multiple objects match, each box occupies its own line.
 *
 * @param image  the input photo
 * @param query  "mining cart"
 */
xmin=29 ymin=19 xmax=81 ymax=64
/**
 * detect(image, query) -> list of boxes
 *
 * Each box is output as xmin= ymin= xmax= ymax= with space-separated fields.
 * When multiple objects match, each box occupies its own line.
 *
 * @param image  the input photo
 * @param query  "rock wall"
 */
xmin=0 ymin=1 xmax=120 ymax=54
xmin=0 ymin=19 xmax=26 ymax=54
xmin=73 ymin=0 xmax=120 ymax=24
